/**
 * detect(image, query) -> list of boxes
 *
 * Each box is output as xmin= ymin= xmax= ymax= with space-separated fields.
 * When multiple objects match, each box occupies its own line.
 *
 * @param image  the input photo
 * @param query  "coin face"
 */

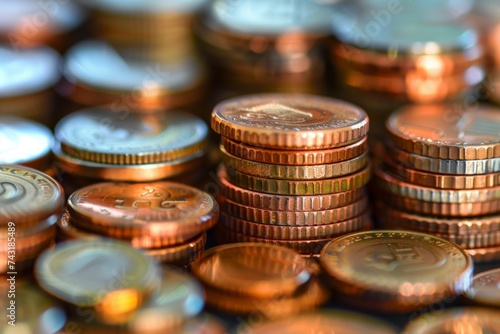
xmin=320 ymin=231 xmax=473 ymax=298
xmin=191 ymin=243 xmax=311 ymax=299
xmin=464 ymin=268 xmax=500 ymax=307
xmin=35 ymin=239 xmax=161 ymax=308
xmin=212 ymin=94 xmax=368 ymax=149
xmin=387 ymin=105 xmax=500 ymax=159
xmin=55 ymin=108 xmax=207 ymax=164
xmin=0 ymin=165 xmax=64 ymax=225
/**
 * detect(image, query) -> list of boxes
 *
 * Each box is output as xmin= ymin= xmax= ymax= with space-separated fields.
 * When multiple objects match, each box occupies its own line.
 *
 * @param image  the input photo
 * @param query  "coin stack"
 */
xmin=191 ymin=243 xmax=329 ymax=317
xmin=52 ymin=107 xmax=209 ymax=192
xmin=320 ymin=230 xmax=473 ymax=313
xmin=57 ymin=181 xmax=219 ymax=267
xmin=376 ymin=104 xmax=500 ymax=263
xmin=196 ymin=0 xmax=335 ymax=94
xmin=211 ymin=94 xmax=372 ymax=256
xmin=0 ymin=165 xmax=64 ymax=273
xmin=35 ymin=239 xmax=210 ymax=333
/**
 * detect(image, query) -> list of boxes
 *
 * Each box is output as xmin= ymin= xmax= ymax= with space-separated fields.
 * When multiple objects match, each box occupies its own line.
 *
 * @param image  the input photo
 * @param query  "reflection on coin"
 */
xmin=191 ymin=243 xmax=310 ymax=299
xmin=464 ymin=268 xmax=500 ymax=307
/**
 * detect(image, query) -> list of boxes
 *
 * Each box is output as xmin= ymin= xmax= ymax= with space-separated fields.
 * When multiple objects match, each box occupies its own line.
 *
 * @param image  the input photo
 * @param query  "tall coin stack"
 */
xmin=376 ymin=104 xmax=500 ymax=263
xmin=211 ymin=94 xmax=372 ymax=255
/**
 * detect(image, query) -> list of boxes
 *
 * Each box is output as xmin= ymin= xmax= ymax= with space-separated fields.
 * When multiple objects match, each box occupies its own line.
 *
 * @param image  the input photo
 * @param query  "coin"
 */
xmin=191 ymin=243 xmax=311 ymax=299
xmin=403 ymin=307 xmax=500 ymax=334
xmin=221 ymin=146 xmax=369 ymax=180
xmin=0 ymin=165 xmax=65 ymax=226
xmin=66 ymin=182 xmax=219 ymax=246
xmin=222 ymin=163 xmax=371 ymax=195
xmin=466 ymin=246 xmax=500 ymax=263
xmin=387 ymin=104 xmax=500 ymax=160
xmin=35 ymin=239 xmax=162 ymax=315
xmin=218 ymin=167 xmax=364 ymax=211
xmin=464 ymin=268 xmax=500 ymax=307
xmin=55 ymin=108 xmax=208 ymax=165
xmin=238 ymin=310 xmax=397 ymax=334
xmin=222 ymin=136 xmax=368 ymax=165
xmin=211 ymin=94 xmax=369 ymax=149
xmin=320 ymin=230 xmax=473 ymax=312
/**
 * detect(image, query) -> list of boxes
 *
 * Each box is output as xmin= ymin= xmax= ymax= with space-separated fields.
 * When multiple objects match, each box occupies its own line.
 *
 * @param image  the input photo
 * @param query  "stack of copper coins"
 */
xmin=56 ymin=182 xmax=219 ymax=267
xmin=0 ymin=165 xmax=64 ymax=273
xmin=191 ymin=243 xmax=329 ymax=317
xmin=320 ymin=230 xmax=473 ymax=313
xmin=330 ymin=6 xmax=484 ymax=141
xmin=211 ymin=94 xmax=371 ymax=256
xmin=0 ymin=46 xmax=60 ymax=125
xmin=35 ymin=239 xmax=212 ymax=332
xmin=51 ymin=107 xmax=209 ymax=192
xmin=196 ymin=0 xmax=335 ymax=94
xmin=376 ymin=104 xmax=500 ymax=263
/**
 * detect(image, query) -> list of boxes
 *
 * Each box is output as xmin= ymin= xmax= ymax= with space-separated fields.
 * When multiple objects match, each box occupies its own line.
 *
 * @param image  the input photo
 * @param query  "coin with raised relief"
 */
xmin=464 ymin=268 xmax=500 ymax=307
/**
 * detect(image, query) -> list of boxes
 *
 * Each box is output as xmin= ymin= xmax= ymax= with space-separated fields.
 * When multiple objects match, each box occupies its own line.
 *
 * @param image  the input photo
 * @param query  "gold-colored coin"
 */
xmin=191 ymin=243 xmax=311 ymax=299
xmin=387 ymin=104 xmax=500 ymax=160
xmin=403 ymin=307 xmax=500 ymax=334
xmin=222 ymin=163 xmax=371 ymax=195
xmin=464 ymin=268 xmax=500 ymax=307
xmin=221 ymin=145 xmax=369 ymax=180
xmin=320 ymin=230 xmax=473 ymax=312
xmin=0 ymin=165 xmax=64 ymax=226
xmin=211 ymin=94 xmax=369 ymax=149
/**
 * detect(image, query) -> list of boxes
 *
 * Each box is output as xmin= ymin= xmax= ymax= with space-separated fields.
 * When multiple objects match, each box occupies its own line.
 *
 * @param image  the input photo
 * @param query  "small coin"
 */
xmin=218 ymin=166 xmax=364 ymax=210
xmin=222 ymin=163 xmax=371 ymax=195
xmin=221 ymin=145 xmax=369 ymax=180
xmin=211 ymin=94 xmax=369 ymax=149
xmin=55 ymin=108 xmax=207 ymax=165
xmin=238 ymin=310 xmax=397 ymax=334
xmin=0 ymin=165 xmax=65 ymax=226
xmin=387 ymin=104 xmax=500 ymax=160
xmin=320 ymin=230 xmax=473 ymax=311
xmin=403 ymin=307 xmax=500 ymax=334
xmin=66 ymin=182 xmax=219 ymax=246
xmin=222 ymin=136 xmax=368 ymax=165
xmin=191 ymin=243 xmax=311 ymax=299
xmin=464 ymin=268 xmax=500 ymax=307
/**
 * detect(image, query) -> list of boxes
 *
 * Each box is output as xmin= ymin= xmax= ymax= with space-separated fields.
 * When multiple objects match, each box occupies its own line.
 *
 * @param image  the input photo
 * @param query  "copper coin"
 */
xmin=403 ymin=308 xmax=500 ymax=334
xmin=221 ymin=145 xmax=369 ymax=180
xmin=191 ymin=243 xmax=310 ymax=299
xmin=220 ymin=211 xmax=371 ymax=240
xmin=464 ymin=269 xmax=500 ymax=307
xmin=320 ymin=230 xmax=473 ymax=311
xmin=0 ymin=165 xmax=64 ymax=226
xmin=66 ymin=182 xmax=219 ymax=246
xmin=222 ymin=136 xmax=368 ymax=165
xmin=222 ymin=163 xmax=371 ymax=195
xmin=466 ymin=246 xmax=500 ymax=263
xmin=387 ymin=104 xmax=500 ymax=160
xmin=211 ymin=94 xmax=368 ymax=149
xmin=218 ymin=166 xmax=364 ymax=210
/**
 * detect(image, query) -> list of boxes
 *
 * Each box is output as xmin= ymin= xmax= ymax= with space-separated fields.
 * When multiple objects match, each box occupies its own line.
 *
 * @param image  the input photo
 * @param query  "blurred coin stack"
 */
xmin=0 ymin=165 xmax=64 ymax=273
xmin=56 ymin=181 xmax=219 ymax=267
xmin=191 ymin=243 xmax=329 ymax=317
xmin=211 ymin=94 xmax=372 ymax=255
xmin=376 ymin=105 xmax=500 ymax=263
xmin=36 ymin=239 xmax=211 ymax=333
xmin=196 ymin=0 xmax=335 ymax=94
xmin=52 ymin=108 xmax=209 ymax=191
xmin=330 ymin=3 xmax=484 ymax=142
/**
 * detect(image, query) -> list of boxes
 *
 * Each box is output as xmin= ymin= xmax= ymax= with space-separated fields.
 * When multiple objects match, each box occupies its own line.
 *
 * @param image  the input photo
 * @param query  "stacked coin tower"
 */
xmin=376 ymin=104 xmax=500 ymax=263
xmin=191 ymin=243 xmax=329 ymax=316
xmin=211 ymin=94 xmax=371 ymax=255
xmin=0 ymin=165 xmax=64 ymax=273
xmin=57 ymin=181 xmax=219 ymax=267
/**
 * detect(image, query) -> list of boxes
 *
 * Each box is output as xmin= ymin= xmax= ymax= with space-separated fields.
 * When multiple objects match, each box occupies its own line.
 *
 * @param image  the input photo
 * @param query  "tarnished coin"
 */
xmin=211 ymin=94 xmax=368 ymax=149
xmin=0 ymin=165 xmax=64 ymax=226
xmin=403 ymin=307 xmax=500 ymax=334
xmin=464 ymin=268 xmax=500 ymax=307
xmin=66 ymin=182 xmax=219 ymax=246
xmin=191 ymin=243 xmax=311 ymax=299
xmin=387 ymin=104 xmax=500 ymax=160
xmin=320 ymin=230 xmax=473 ymax=312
